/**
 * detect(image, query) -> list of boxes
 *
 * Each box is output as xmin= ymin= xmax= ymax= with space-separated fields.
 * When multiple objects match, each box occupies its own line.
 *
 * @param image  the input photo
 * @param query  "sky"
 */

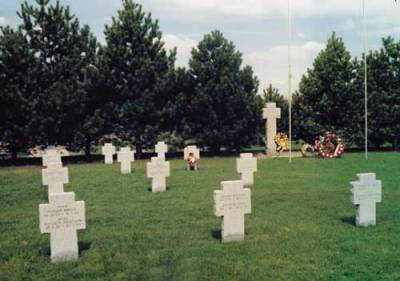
xmin=1 ymin=0 xmax=399 ymax=95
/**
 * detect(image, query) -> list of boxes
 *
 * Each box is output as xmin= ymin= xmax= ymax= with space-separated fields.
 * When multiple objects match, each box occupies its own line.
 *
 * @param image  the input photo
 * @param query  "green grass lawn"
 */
xmin=1 ymin=152 xmax=400 ymax=281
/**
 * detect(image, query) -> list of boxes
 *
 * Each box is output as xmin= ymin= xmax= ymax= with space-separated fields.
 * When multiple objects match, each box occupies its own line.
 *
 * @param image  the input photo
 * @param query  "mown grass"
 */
xmin=0 ymin=152 xmax=399 ymax=281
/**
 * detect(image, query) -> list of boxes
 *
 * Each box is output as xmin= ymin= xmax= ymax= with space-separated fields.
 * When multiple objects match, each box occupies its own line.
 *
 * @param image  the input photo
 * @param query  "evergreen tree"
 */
xmin=186 ymin=30 xmax=262 ymax=151
xmin=263 ymin=84 xmax=289 ymax=135
xmin=293 ymin=33 xmax=362 ymax=144
xmin=358 ymin=37 xmax=400 ymax=149
xmin=0 ymin=26 xmax=33 ymax=159
xmin=18 ymin=0 xmax=97 ymax=148
xmin=100 ymin=0 xmax=175 ymax=154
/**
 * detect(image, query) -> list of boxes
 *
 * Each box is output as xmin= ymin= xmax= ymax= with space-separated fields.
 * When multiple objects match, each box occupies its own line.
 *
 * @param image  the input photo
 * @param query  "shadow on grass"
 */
xmin=341 ymin=216 xmax=356 ymax=226
xmin=79 ymin=241 xmax=92 ymax=255
xmin=147 ymin=186 xmax=171 ymax=192
xmin=38 ymin=241 xmax=92 ymax=257
xmin=211 ymin=229 xmax=221 ymax=241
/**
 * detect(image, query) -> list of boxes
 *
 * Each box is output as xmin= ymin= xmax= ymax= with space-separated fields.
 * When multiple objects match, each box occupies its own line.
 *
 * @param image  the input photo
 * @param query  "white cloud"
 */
xmin=162 ymin=34 xmax=197 ymax=66
xmin=244 ymin=41 xmax=325 ymax=95
xmin=0 ymin=17 xmax=6 ymax=25
xmin=154 ymin=0 xmax=397 ymax=18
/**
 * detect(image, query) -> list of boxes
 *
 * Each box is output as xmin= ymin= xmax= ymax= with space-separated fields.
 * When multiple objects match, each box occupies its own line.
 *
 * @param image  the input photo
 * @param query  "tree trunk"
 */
xmin=136 ymin=143 xmax=142 ymax=159
xmin=10 ymin=147 xmax=18 ymax=161
xmin=392 ymin=138 xmax=399 ymax=151
xmin=85 ymin=137 xmax=91 ymax=158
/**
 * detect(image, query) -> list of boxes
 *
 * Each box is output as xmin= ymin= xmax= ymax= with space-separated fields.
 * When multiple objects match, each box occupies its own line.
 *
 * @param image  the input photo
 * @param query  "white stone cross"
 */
xmin=147 ymin=157 xmax=170 ymax=193
xmin=214 ymin=180 xmax=251 ymax=243
xmin=350 ymin=173 xmax=382 ymax=227
xmin=117 ymin=147 xmax=135 ymax=174
xmin=42 ymin=148 xmax=62 ymax=167
xmin=262 ymin=102 xmax=281 ymax=156
xmin=42 ymin=162 xmax=69 ymax=198
xmin=155 ymin=141 xmax=168 ymax=160
xmin=101 ymin=143 xmax=116 ymax=164
xmin=39 ymin=192 xmax=86 ymax=262
xmin=236 ymin=153 xmax=257 ymax=187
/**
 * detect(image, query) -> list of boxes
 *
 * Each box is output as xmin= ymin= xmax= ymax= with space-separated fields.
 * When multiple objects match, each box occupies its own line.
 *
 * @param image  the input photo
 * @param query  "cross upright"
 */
xmin=351 ymin=173 xmax=382 ymax=227
xmin=184 ymin=145 xmax=200 ymax=170
xmin=102 ymin=143 xmax=116 ymax=164
xmin=262 ymin=102 xmax=281 ymax=156
xmin=147 ymin=157 xmax=170 ymax=193
xmin=42 ymin=162 xmax=69 ymax=198
xmin=155 ymin=141 xmax=168 ymax=160
xmin=214 ymin=180 xmax=251 ymax=243
xmin=39 ymin=192 xmax=86 ymax=262
xmin=117 ymin=147 xmax=135 ymax=174
xmin=236 ymin=153 xmax=257 ymax=187
xmin=42 ymin=148 xmax=62 ymax=167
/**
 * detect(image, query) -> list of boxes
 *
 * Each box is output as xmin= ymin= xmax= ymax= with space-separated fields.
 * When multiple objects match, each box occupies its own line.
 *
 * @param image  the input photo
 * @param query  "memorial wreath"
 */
xmin=315 ymin=132 xmax=345 ymax=159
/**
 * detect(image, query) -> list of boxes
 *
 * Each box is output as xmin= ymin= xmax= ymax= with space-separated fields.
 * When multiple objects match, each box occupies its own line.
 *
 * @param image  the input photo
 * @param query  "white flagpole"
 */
xmin=288 ymin=0 xmax=293 ymax=163
xmin=363 ymin=0 xmax=368 ymax=160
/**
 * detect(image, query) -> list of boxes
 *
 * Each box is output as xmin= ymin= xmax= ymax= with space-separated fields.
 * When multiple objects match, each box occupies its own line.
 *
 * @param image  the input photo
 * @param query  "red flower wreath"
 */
xmin=315 ymin=132 xmax=345 ymax=159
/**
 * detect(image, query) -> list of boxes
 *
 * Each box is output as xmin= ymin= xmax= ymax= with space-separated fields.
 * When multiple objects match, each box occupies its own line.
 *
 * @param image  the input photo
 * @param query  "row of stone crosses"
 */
xmin=39 ymin=142 xmax=383 ymax=263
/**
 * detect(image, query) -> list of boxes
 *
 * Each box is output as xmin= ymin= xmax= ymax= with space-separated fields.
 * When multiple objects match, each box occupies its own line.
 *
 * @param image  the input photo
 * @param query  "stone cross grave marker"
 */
xmin=184 ymin=145 xmax=200 ymax=170
xmin=102 ymin=143 xmax=116 ymax=164
xmin=262 ymin=102 xmax=281 ymax=156
xmin=236 ymin=153 xmax=257 ymax=187
xmin=42 ymin=162 xmax=69 ymax=197
xmin=117 ymin=147 xmax=135 ymax=174
xmin=147 ymin=157 xmax=170 ymax=193
xmin=42 ymin=148 xmax=62 ymax=167
xmin=39 ymin=192 xmax=86 ymax=262
xmin=351 ymin=173 xmax=382 ymax=227
xmin=155 ymin=141 xmax=168 ymax=160
xmin=214 ymin=180 xmax=251 ymax=243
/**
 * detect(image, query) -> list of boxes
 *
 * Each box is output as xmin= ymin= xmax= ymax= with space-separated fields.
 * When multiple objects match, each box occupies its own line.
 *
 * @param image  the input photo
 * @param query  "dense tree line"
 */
xmin=0 ymin=0 xmax=261 ymax=158
xmin=294 ymin=33 xmax=400 ymax=149
xmin=1 ymin=1 xmax=399 ymax=159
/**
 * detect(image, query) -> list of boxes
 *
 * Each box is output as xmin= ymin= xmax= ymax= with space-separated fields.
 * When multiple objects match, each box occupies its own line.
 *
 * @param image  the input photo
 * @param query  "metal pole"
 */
xmin=288 ymin=0 xmax=293 ymax=163
xmin=363 ymin=0 xmax=368 ymax=160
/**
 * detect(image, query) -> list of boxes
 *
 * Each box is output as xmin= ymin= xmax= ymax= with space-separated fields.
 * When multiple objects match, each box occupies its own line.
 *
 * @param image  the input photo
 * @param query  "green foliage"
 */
xmin=99 ymin=0 xmax=175 ymax=149
xmin=1 ymin=153 xmax=400 ymax=280
xmin=16 ymin=0 xmax=96 ymax=147
xmin=293 ymin=33 xmax=362 ymax=145
xmin=0 ymin=26 xmax=33 ymax=158
xmin=263 ymin=84 xmax=289 ymax=134
xmin=356 ymin=37 xmax=400 ymax=149
xmin=186 ymin=31 xmax=262 ymax=151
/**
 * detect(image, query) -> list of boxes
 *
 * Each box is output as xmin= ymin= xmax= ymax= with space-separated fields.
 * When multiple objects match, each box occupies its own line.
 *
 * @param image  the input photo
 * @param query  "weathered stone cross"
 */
xmin=236 ymin=153 xmax=257 ymax=187
xmin=214 ymin=180 xmax=251 ymax=243
xmin=42 ymin=148 xmax=62 ymax=167
xmin=39 ymin=192 xmax=86 ymax=262
xmin=155 ymin=141 xmax=168 ymax=160
xmin=102 ymin=143 xmax=116 ymax=164
xmin=147 ymin=157 xmax=170 ymax=193
xmin=42 ymin=162 xmax=69 ymax=198
xmin=117 ymin=147 xmax=135 ymax=174
xmin=350 ymin=173 xmax=382 ymax=227
xmin=262 ymin=102 xmax=281 ymax=156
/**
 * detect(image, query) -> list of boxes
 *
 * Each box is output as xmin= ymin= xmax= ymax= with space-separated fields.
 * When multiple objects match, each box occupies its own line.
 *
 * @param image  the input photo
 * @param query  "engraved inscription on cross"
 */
xmin=236 ymin=153 xmax=257 ymax=187
xmin=117 ymin=147 xmax=135 ymax=174
xmin=42 ymin=148 xmax=62 ymax=167
xmin=147 ymin=157 xmax=170 ymax=193
xmin=39 ymin=192 xmax=86 ymax=262
xmin=102 ymin=143 xmax=116 ymax=164
xmin=214 ymin=180 xmax=251 ymax=243
xmin=351 ymin=173 xmax=382 ymax=227
xmin=262 ymin=102 xmax=281 ymax=156
xmin=155 ymin=141 xmax=168 ymax=160
xmin=42 ymin=162 xmax=69 ymax=198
